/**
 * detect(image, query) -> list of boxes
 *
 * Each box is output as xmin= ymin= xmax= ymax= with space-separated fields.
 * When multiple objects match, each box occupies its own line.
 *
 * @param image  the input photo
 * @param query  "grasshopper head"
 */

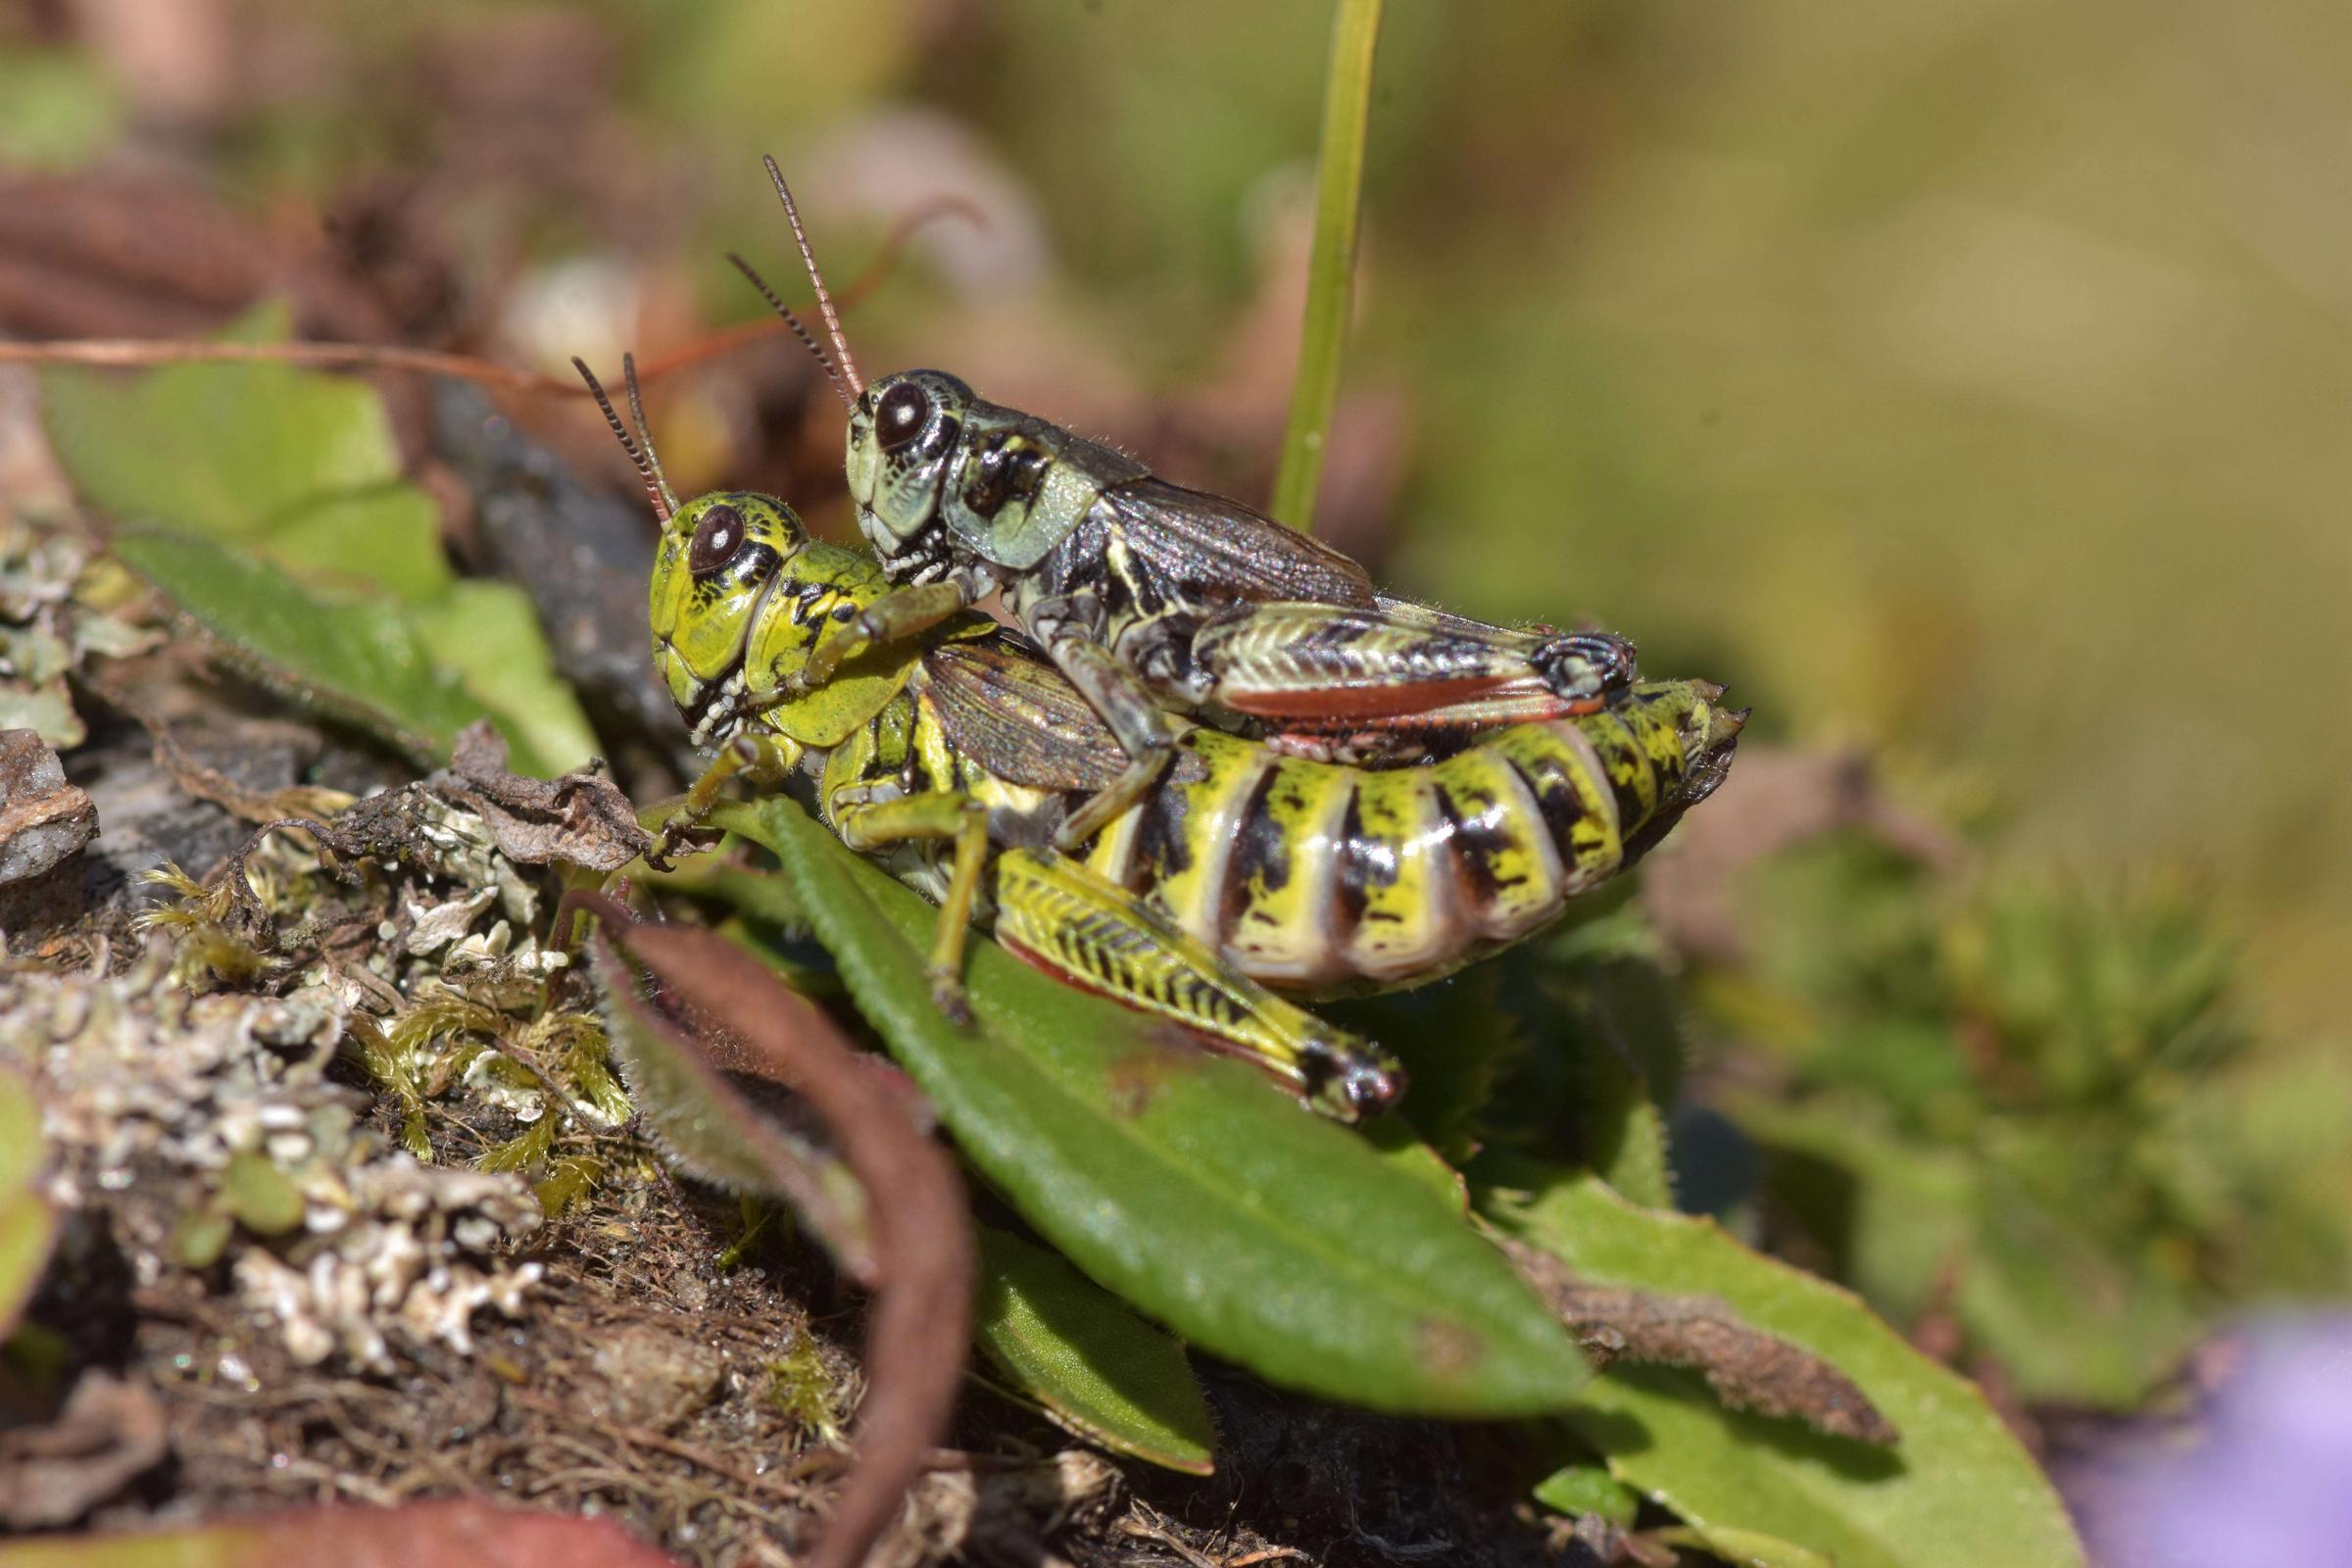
xmin=845 ymin=368 xmax=974 ymax=548
xmin=650 ymin=491 xmax=897 ymax=748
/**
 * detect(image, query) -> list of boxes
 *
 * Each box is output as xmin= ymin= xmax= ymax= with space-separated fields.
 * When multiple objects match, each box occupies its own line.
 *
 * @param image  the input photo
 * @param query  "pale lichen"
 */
xmin=9 ymin=939 xmax=545 ymax=1375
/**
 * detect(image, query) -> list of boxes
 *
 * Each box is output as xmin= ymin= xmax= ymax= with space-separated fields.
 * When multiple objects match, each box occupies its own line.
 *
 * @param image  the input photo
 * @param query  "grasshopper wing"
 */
xmin=922 ymin=633 xmax=1137 ymax=793
xmin=1099 ymin=478 xmax=1378 ymax=606
xmin=1194 ymin=598 xmax=1636 ymax=725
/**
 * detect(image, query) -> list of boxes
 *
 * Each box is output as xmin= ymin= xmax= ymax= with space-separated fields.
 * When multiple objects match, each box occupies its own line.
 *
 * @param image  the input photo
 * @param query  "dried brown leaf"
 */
xmin=575 ymin=892 xmax=973 ymax=1568
xmin=1504 ymin=1239 xmax=1898 ymax=1446
xmin=438 ymin=721 xmax=651 ymax=870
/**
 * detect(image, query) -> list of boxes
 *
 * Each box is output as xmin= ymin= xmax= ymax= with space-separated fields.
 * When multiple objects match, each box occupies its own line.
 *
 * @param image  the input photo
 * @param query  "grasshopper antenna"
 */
xmin=572 ymin=356 xmax=671 ymax=522
xmin=761 ymin=154 xmax=863 ymax=399
xmin=620 ymin=352 xmax=679 ymax=515
xmin=728 ymin=251 xmax=854 ymax=412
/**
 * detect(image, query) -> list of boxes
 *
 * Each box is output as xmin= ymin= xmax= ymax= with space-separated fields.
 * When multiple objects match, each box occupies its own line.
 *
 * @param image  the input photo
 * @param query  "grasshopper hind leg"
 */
xmin=990 ymin=848 xmax=1405 ymax=1122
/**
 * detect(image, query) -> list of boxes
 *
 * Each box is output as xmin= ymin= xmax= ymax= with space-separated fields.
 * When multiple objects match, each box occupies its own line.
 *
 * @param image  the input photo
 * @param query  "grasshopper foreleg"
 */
xmin=803 ymin=579 xmax=972 ymax=687
xmin=651 ymin=732 xmax=803 ymax=870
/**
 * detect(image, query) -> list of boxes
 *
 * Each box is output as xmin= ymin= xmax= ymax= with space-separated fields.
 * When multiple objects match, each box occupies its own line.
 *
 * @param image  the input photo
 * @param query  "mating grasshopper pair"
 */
xmin=620 ymin=475 xmax=1740 ymax=1121
xmin=583 ymin=167 xmax=1741 ymax=1119
xmin=583 ymin=363 xmax=1739 ymax=1121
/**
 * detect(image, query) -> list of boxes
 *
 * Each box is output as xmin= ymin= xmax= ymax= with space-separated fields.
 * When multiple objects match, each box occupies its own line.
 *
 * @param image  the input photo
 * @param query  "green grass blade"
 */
xmin=1268 ymin=0 xmax=1385 ymax=534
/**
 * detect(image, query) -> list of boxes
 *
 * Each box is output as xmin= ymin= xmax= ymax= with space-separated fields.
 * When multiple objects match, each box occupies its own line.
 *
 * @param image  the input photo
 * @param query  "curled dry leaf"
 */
xmin=0 ymin=728 xmax=97 ymax=886
xmin=439 ymin=720 xmax=651 ymax=870
xmin=573 ymin=892 xmax=973 ymax=1568
xmin=1502 ymin=1237 xmax=1899 ymax=1446
xmin=182 ymin=720 xmax=649 ymax=950
xmin=589 ymin=930 xmax=879 ymax=1283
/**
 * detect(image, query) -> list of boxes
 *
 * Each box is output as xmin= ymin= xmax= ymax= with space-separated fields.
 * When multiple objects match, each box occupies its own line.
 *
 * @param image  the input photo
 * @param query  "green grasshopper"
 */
xmin=581 ymin=361 xmax=1741 ymax=1120
xmin=733 ymin=160 xmax=1641 ymax=852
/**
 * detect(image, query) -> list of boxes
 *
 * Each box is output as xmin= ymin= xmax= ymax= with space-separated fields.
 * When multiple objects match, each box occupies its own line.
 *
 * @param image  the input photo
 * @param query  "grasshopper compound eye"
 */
xmin=688 ymin=503 xmax=750 ymax=576
xmin=875 ymin=380 xmax=930 ymax=452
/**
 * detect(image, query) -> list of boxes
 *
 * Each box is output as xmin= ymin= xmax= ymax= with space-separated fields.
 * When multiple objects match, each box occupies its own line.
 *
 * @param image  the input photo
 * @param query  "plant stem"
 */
xmin=1270 ymin=0 xmax=1385 ymax=534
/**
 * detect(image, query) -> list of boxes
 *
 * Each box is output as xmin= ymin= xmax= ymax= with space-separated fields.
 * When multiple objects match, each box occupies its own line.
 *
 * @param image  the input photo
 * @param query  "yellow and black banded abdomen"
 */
xmin=1079 ymin=683 xmax=1726 ymax=998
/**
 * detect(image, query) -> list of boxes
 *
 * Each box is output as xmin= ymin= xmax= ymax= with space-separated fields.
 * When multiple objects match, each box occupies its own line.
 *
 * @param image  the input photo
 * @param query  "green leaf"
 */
xmin=0 ymin=1067 xmax=59 ymax=1340
xmin=45 ymin=314 xmax=595 ymax=776
xmin=1325 ymin=968 xmax=1518 ymax=1166
xmin=412 ymin=581 xmax=596 ymax=777
xmin=112 ymin=527 xmax=572 ymax=775
xmin=1533 ymin=1461 xmax=1640 ymax=1526
xmin=1652 ymin=1523 xmax=1838 ymax=1568
xmin=974 ymin=1226 xmax=1215 ymax=1475
xmin=41 ymin=304 xmax=452 ymax=603
xmin=714 ymin=796 xmax=1590 ymax=1418
xmin=1582 ymin=1068 xmax=1674 ymax=1211
xmin=1731 ymin=1095 xmax=2203 ymax=1406
xmin=172 ymin=1208 xmax=233 ymax=1271
xmin=1482 ymin=1162 xmax=2084 ymax=1568
xmin=220 ymin=1152 xmax=305 ymax=1237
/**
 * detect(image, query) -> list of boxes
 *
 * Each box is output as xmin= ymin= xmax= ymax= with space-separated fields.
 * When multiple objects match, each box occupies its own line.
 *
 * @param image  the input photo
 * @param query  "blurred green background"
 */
xmin=5 ymin=0 xmax=2346 ymax=1399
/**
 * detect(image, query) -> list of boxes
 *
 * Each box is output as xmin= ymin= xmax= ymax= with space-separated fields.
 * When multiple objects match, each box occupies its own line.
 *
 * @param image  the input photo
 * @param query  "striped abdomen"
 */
xmin=1077 ymin=681 xmax=1741 ymax=997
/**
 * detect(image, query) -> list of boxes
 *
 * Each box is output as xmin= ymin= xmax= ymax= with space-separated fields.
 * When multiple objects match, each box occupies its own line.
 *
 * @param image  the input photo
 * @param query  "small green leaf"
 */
xmin=112 ymin=527 xmax=574 ymax=775
xmin=221 ymin=1152 xmax=305 ymax=1236
xmin=1533 ymin=1461 xmax=1640 ymax=1526
xmin=172 ymin=1207 xmax=234 ymax=1270
xmin=1483 ymin=1162 xmax=2085 ymax=1568
xmin=46 ymin=316 xmax=593 ymax=777
xmin=716 ymin=796 xmax=1590 ymax=1418
xmin=1325 ymin=970 xmax=1519 ymax=1165
xmin=974 ymin=1226 xmax=1215 ymax=1475
xmin=0 ymin=1067 xmax=59 ymax=1340
xmin=41 ymin=304 xmax=452 ymax=603
xmin=1580 ymin=1038 xmax=1675 ymax=1211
